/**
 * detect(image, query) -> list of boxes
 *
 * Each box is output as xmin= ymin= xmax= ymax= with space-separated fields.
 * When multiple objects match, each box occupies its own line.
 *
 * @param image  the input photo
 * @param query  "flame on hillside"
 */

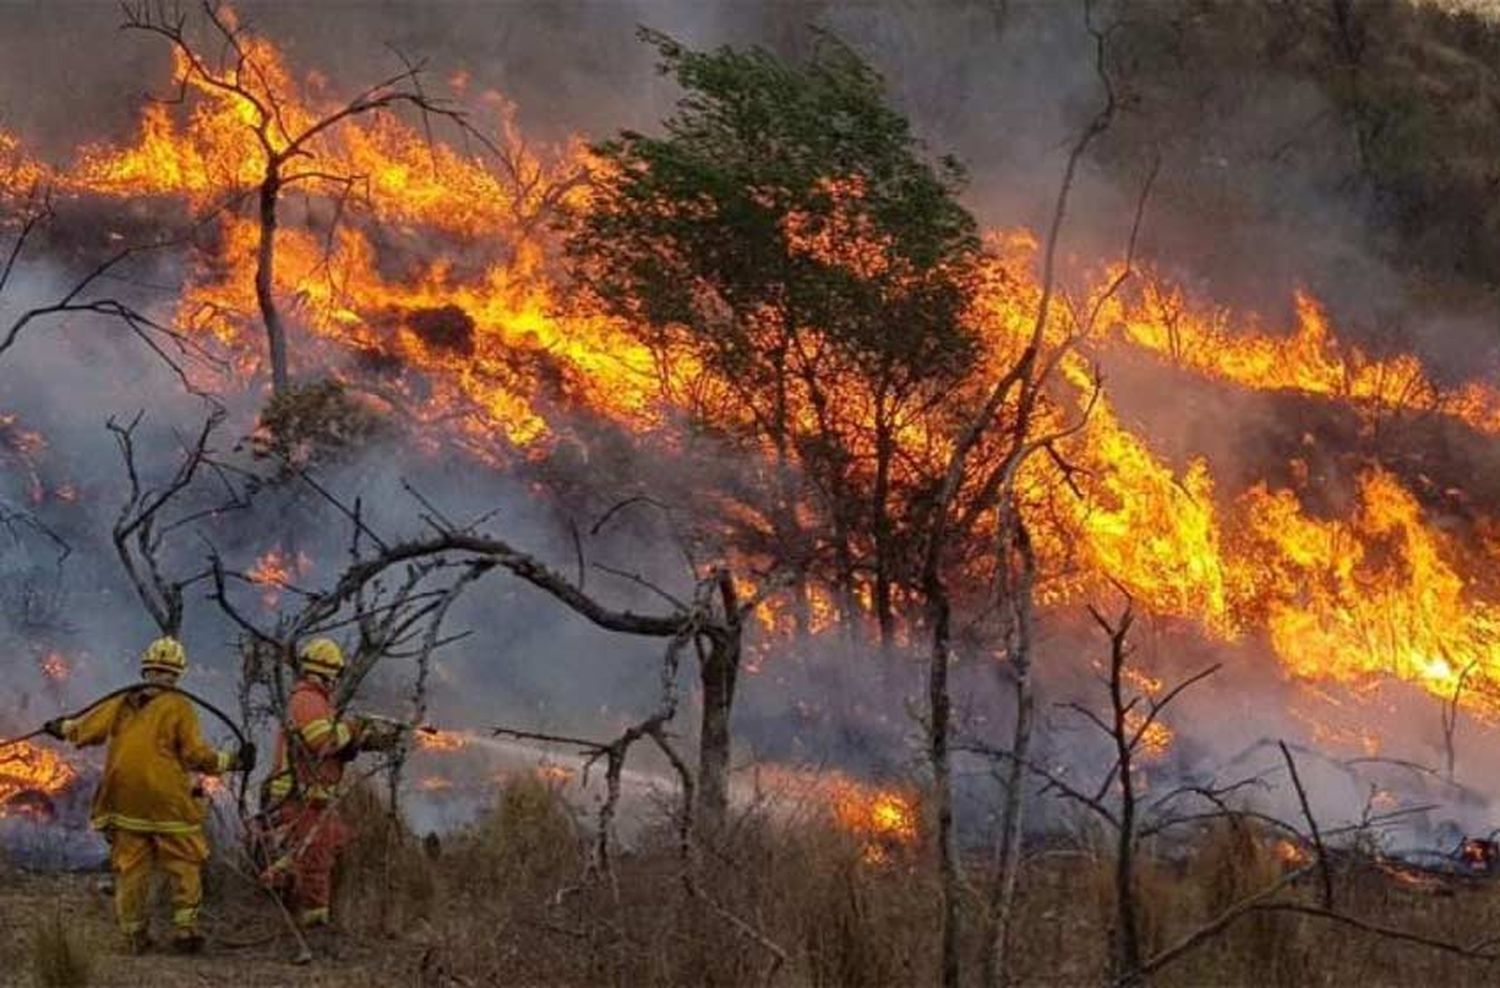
xmin=4 ymin=15 xmax=1500 ymax=758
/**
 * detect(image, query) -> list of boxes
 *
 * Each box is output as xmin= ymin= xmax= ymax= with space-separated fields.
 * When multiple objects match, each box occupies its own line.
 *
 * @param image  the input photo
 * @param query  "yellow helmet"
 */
xmin=300 ymin=638 xmax=345 ymax=679
xmin=141 ymin=637 xmax=187 ymax=676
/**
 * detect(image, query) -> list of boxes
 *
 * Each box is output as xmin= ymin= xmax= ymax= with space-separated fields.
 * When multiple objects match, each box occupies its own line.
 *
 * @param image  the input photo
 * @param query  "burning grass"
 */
xmin=7 ymin=8 xmax=1500 ymax=763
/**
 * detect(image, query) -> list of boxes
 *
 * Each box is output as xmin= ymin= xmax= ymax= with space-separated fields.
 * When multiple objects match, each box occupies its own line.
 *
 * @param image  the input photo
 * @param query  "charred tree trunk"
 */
xmin=697 ymin=636 xmax=736 ymax=830
xmin=696 ymin=571 xmax=743 ymax=831
xmin=831 ymin=517 xmax=861 ymax=644
xmin=770 ymin=348 xmax=810 ymax=638
xmin=873 ymin=401 xmax=897 ymax=650
xmin=257 ymin=169 xmax=290 ymax=397
xmin=925 ymin=568 xmax=960 ymax=988
xmin=1106 ymin=611 xmax=1143 ymax=985
xmin=981 ymin=504 xmax=1037 ymax=988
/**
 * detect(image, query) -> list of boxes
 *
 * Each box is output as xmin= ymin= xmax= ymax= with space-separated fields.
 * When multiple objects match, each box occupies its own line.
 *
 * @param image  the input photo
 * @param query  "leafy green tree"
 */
xmin=569 ymin=28 xmax=985 ymax=646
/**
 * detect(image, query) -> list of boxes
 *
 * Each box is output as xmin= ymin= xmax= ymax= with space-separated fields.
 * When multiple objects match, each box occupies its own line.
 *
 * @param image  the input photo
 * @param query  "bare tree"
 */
xmin=0 ymin=187 xmax=212 ymax=389
xmin=960 ymin=593 xmax=1242 ymax=986
xmin=122 ymin=1 xmax=480 ymax=395
xmin=917 ymin=8 xmax=1127 ymax=981
xmin=208 ymin=479 xmax=779 ymax=831
xmin=1440 ymin=657 xmax=1479 ymax=782
xmin=108 ymin=408 xmax=246 ymax=636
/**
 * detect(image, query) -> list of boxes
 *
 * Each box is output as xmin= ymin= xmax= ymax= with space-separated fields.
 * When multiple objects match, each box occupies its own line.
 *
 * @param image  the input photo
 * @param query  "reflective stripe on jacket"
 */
xmin=266 ymin=678 xmax=359 ymax=804
xmin=63 ymin=689 xmax=232 ymax=834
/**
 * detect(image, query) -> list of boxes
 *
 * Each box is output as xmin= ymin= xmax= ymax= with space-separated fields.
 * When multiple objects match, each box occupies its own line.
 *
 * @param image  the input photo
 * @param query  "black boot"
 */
xmin=171 ymin=930 xmax=205 ymax=955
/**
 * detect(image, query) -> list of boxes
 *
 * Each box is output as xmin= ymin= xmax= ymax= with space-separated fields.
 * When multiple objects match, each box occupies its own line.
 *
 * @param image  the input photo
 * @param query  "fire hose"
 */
xmin=0 ymin=683 xmax=253 ymax=815
xmin=0 ymin=683 xmax=249 ymax=752
xmin=0 ymin=688 xmax=434 ymax=961
xmin=0 ymin=684 xmax=320 ymax=955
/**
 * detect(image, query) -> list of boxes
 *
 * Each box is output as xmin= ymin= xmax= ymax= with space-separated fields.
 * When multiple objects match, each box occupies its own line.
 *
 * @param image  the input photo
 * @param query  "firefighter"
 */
xmin=261 ymin=638 xmax=401 ymax=931
xmin=43 ymin=637 xmax=255 ymax=955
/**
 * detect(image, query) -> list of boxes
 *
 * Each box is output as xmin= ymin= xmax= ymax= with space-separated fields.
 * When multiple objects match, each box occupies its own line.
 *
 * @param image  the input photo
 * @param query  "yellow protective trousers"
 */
xmin=109 ymin=830 xmax=210 ymax=936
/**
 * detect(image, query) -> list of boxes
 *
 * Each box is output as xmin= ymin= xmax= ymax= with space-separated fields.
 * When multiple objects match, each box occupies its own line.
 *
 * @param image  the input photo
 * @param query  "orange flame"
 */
xmin=246 ymin=547 xmax=312 ymax=608
xmin=7 ymin=19 xmax=1500 ymax=743
xmin=759 ymin=767 xmax=919 ymax=863
xmin=0 ymin=741 xmax=77 ymax=816
xmin=415 ymin=728 xmax=467 ymax=752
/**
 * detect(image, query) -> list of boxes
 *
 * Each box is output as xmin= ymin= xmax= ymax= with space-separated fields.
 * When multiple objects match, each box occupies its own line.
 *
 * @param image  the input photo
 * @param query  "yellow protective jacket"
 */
xmin=63 ymin=689 xmax=233 ymax=835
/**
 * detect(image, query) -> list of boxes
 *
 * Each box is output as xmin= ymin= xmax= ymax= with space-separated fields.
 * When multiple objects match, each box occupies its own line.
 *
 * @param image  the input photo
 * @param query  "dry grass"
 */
xmin=222 ymin=776 xmax=1500 ymax=985
xmin=28 ymin=909 xmax=92 ymax=988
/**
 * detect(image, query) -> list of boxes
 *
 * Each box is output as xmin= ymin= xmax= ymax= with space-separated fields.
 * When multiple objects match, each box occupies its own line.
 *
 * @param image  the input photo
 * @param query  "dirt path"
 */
xmin=0 ymin=868 xmax=428 ymax=987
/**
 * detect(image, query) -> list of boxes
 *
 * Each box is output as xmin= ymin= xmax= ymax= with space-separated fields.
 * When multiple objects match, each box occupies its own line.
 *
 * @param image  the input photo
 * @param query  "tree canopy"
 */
xmin=569 ymin=29 xmax=990 ymax=642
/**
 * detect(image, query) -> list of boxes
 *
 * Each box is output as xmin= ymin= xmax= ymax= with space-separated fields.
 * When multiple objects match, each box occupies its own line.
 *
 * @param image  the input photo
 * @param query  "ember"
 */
xmin=246 ymin=548 xmax=313 ymax=608
xmin=38 ymin=652 xmax=71 ymax=684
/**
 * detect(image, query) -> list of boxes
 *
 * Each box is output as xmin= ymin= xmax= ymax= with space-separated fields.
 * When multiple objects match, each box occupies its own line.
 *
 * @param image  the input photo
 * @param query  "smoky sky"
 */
xmin=0 ymin=0 xmax=1455 ymax=318
xmin=3 ymin=1 xmax=1500 ymax=836
xmin=0 ymin=2 xmax=1095 ymax=222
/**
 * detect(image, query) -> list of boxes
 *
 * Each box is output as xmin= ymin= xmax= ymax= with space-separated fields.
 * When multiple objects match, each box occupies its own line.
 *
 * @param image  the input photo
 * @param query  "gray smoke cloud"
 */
xmin=1 ymin=0 xmax=1498 ymax=851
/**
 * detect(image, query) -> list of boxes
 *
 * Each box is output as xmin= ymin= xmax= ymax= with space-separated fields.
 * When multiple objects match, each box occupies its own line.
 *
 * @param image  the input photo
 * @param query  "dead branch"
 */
xmin=1441 ymin=657 xmax=1480 ymax=780
xmin=1279 ymin=740 xmax=1333 ymax=910
xmin=0 ymin=188 xmax=52 ymax=299
xmin=109 ymin=408 xmax=240 ymax=635
xmin=1251 ymin=903 xmax=1500 ymax=961
xmin=1117 ymin=864 xmax=1318 ymax=985
xmin=1097 ymin=600 xmax=1144 ymax=983
xmin=121 ymin=0 xmax=482 ymax=394
xmin=0 ymin=234 xmax=218 ymax=391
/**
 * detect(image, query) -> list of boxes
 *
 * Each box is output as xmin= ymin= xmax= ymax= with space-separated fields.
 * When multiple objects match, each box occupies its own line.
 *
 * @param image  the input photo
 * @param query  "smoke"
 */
xmin=3 ymin=0 xmax=1500 ymax=853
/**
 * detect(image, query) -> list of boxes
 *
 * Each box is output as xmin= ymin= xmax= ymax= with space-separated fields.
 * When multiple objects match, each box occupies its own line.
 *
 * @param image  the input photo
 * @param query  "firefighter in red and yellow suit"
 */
xmin=43 ymin=637 xmax=255 ymax=954
xmin=261 ymin=638 xmax=399 ymax=929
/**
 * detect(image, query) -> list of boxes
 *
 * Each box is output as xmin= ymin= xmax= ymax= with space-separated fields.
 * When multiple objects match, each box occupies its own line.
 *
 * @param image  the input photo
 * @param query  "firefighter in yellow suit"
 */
xmin=43 ymin=637 xmax=254 ymax=954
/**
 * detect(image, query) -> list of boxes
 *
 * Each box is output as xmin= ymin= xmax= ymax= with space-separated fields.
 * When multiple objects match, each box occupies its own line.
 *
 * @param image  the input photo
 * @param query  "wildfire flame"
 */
xmin=1274 ymin=838 xmax=1310 ymax=867
xmin=415 ymin=728 xmax=467 ymax=752
xmin=760 ymin=767 xmax=919 ymax=863
xmin=0 ymin=741 xmax=78 ymax=817
xmin=1124 ymin=711 xmax=1173 ymax=760
xmin=6 ymin=18 xmax=1500 ymax=749
xmin=246 ymin=547 xmax=313 ymax=608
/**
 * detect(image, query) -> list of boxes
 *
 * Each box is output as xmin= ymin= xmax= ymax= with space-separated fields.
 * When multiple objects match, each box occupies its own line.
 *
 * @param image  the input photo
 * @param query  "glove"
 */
xmin=42 ymin=718 xmax=66 ymax=741
xmin=365 ymin=720 xmax=408 ymax=752
xmin=236 ymin=742 xmax=257 ymax=772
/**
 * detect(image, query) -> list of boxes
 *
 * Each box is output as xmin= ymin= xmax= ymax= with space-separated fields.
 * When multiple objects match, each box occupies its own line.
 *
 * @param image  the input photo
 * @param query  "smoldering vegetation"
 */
xmin=3 ymin=2 xmax=1500 ymax=985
